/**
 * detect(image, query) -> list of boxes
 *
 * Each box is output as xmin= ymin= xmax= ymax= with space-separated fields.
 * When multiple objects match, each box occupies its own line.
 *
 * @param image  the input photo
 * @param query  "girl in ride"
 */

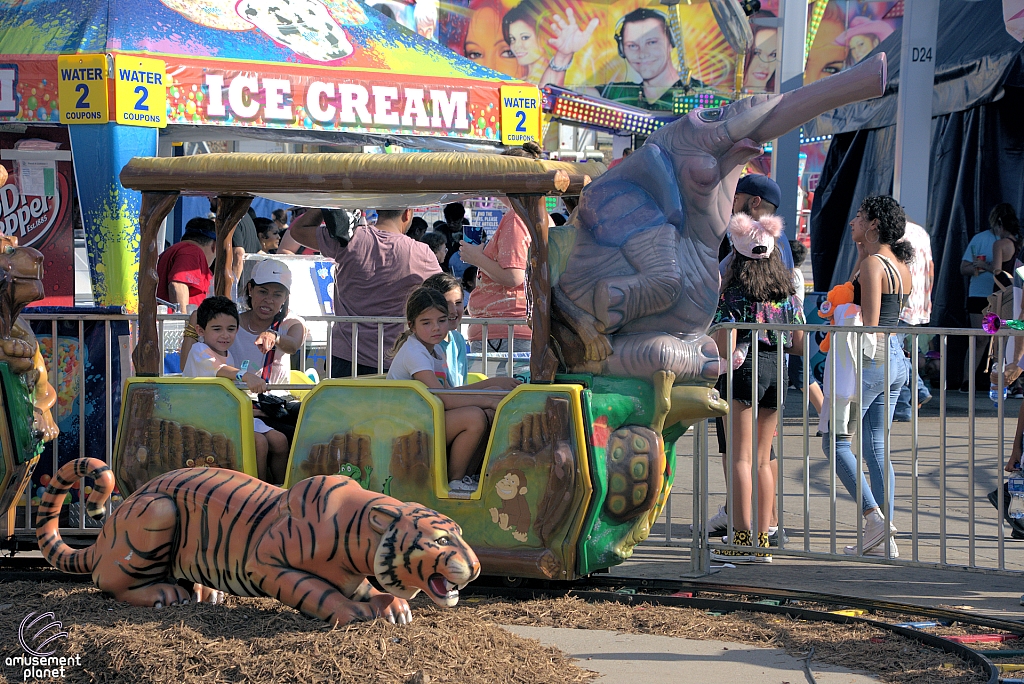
xmin=387 ymin=287 xmax=506 ymax=494
xmin=421 ymin=273 xmax=522 ymax=392
xmin=711 ymin=213 xmax=804 ymax=564
xmin=229 ymin=259 xmax=307 ymax=391
xmin=826 ymin=195 xmax=912 ymax=558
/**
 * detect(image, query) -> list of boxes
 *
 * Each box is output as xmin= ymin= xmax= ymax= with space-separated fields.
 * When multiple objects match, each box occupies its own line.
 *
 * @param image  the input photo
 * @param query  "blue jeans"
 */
xmin=822 ymin=335 xmax=908 ymax=519
xmin=894 ymin=322 xmax=931 ymax=420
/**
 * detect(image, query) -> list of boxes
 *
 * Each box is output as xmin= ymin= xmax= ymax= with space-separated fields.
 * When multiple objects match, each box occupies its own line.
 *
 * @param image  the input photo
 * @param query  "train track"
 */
xmin=4 ymin=557 xmax=1014 ymax=684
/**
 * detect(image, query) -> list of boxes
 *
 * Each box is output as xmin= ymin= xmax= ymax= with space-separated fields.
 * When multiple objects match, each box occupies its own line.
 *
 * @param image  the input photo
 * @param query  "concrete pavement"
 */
xmin=625 ymin=387 xmax=1024 ymax=621
xmin=505 ymin=626 xmax=878 ymax=683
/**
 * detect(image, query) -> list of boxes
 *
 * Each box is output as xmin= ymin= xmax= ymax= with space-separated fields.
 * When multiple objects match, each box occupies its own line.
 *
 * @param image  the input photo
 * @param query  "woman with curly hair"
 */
xmin=827 ymin=195 xmax=913 ymax=559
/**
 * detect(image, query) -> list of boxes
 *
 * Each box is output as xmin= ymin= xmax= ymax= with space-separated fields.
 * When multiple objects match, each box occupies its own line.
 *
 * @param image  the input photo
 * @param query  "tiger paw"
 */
xmin=368 ymin=594 xmax=413 ymax=625
xmin=192 ymin=583 xmax=225 ymax=605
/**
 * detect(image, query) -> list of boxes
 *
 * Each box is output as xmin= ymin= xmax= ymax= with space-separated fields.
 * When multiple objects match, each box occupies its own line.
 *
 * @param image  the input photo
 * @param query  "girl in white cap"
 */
xmin=711 ymin=213 xmax=805 ymax=564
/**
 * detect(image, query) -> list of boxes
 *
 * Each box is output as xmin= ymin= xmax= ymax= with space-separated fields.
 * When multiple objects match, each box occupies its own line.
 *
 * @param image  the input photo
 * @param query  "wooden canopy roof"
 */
xmin=120 ymin=152 xmax=603 ymax=198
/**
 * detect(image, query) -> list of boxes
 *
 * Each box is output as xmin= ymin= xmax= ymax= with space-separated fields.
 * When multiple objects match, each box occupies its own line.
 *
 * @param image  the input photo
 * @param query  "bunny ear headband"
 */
xmin=727 ymin=213 xmax=784 ymax=260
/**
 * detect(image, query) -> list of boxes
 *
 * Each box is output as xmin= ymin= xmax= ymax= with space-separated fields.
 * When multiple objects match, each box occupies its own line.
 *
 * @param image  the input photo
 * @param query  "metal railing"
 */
xmin=670 ymin=321 xmax=1024 ymax=577
xmin=7 ymin=311 xmax=527 ymax=541
xmin=158 ymin=314 xmax=529 ymax=379
xmin=17 ymin=311 xmax=133 ymax=538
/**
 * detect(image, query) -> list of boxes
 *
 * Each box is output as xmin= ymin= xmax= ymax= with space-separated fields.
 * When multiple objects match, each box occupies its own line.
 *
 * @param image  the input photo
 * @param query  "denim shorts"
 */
xmin=718 ymin=349 xmax=785 ymax=410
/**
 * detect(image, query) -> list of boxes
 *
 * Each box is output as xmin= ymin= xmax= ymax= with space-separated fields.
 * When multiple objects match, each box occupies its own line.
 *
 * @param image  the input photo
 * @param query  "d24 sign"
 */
xmin=113 ymin=55 xmax=167 ymax=128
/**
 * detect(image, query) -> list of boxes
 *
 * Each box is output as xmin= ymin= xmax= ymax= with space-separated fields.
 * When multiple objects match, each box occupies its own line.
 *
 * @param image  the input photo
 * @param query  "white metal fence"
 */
xmin=672 ymin=322 xmax=1024 ymax=576
xmin=12 ymin=311 xmax=1023 ymax=581
xmin=7 ymin=311 xmax=525 ymax=542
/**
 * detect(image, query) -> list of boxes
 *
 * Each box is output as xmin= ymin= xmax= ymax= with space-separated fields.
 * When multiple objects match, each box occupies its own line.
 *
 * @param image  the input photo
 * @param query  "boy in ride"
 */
xmin=183 ymin=296 xmax=290 ymax=484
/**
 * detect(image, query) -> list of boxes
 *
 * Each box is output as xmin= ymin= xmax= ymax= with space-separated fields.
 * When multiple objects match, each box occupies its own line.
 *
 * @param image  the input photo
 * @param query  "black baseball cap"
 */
xmin=736 ymin=174 xmax=782 ymax=209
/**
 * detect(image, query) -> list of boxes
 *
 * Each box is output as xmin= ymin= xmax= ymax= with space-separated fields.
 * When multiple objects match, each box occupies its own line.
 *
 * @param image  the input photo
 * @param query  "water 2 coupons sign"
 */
xmin=57 ymin=54 xmax=167 ymax=128
xmin=499 ymin=85 xmax=541 ymax=146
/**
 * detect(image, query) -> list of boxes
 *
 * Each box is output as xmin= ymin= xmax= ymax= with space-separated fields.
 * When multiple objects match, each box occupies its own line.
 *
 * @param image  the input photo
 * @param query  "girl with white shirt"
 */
xmin=387 ymin=288 xmax=501 ymax=493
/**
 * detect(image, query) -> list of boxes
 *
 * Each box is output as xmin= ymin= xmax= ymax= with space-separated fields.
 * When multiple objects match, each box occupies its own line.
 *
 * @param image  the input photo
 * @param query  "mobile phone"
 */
xmin=463 ymin=224 xmax=483 ymax=245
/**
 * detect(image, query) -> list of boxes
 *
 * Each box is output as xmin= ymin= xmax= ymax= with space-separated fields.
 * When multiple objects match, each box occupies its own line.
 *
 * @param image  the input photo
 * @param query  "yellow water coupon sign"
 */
xmin=57 ymin=55 xmax=108 ymax=124
xmin=500 ymin=85 xmax=541 ymax=146
xmin=113 ymin=55 xmax=167 ymax=128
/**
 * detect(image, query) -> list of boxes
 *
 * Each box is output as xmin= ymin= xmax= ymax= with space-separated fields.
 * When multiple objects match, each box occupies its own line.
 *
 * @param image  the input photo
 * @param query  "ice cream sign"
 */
xmin=203 ymin=72 xmax=470 ymax=131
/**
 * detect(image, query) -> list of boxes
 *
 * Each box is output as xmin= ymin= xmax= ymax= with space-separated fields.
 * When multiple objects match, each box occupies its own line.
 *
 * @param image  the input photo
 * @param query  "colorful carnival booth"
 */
xmin=0 ymin=0 xmax=540 ymax=311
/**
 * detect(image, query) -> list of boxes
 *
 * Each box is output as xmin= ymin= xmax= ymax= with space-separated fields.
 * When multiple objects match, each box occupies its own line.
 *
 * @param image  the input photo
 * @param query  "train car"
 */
xmin=90 ymin=151 xmax=727 ymax=581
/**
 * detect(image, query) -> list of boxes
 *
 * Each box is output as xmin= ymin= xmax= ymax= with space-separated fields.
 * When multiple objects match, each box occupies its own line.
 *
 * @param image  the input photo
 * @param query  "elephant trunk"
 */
xmin=726 ymin=52 xmax=888 ymax=145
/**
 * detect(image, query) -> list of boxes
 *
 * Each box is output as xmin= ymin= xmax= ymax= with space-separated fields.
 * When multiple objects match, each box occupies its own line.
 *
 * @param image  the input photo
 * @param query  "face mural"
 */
xmin=463 ymin=3 xmax=519 ymax=74
xmin=440 ymin=0 xmax=901 ymax=96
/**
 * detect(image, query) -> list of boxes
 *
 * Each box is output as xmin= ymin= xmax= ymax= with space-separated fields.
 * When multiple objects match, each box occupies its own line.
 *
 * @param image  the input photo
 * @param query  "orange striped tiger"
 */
xmin=36 ymin=458 xmax=480 ymax=625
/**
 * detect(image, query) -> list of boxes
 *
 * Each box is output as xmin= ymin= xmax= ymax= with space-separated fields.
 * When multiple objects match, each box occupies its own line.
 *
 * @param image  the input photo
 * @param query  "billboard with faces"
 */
xmin=437 ymin=0 xmax=902 ymax=108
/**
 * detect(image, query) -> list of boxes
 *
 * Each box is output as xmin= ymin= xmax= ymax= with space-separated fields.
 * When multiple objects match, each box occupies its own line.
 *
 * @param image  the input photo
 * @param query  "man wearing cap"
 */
xmin=720 ymin=174 xmax=795 ymax=271
xmin=157 ymin=217 xmax=217 ymax=312
xmin=288 ymin=207 xmax=440 ymax=377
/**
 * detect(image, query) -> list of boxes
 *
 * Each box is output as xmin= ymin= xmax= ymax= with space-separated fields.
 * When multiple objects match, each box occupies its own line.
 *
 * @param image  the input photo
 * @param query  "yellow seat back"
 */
xmin=466 ymin=372 xmax=488 ymax=384
xmin=289 ymin=369 xmax=315 ymax=399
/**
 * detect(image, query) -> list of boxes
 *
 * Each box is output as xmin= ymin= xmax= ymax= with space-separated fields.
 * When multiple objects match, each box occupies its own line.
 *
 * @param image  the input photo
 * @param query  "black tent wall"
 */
xmin=810 ymin=86 xmax=1024 ymax=333
xmin=807 ymin=0 xmax=1024 ymax=355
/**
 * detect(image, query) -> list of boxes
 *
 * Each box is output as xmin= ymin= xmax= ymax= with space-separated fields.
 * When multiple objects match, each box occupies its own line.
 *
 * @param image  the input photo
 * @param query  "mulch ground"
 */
xmin=0 ymin=581 xmax=997 ymax=683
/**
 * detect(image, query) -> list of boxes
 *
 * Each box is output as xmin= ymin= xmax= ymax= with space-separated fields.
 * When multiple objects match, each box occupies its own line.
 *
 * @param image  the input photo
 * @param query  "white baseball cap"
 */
xmin=250 ymin=259 xmax=292 ymax=291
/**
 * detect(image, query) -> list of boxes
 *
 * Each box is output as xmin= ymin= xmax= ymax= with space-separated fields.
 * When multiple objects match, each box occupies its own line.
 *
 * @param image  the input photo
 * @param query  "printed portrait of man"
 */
xmin=588 ymin=7 xmax=700 ymax=111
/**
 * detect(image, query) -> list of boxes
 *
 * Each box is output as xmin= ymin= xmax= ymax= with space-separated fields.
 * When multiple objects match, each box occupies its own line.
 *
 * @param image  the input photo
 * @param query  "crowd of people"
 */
xmin=154 ymin=144 xmax=554 ymax=492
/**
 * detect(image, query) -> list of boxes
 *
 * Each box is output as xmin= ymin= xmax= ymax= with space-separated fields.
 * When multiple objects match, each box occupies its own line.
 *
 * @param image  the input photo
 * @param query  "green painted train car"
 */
xmin=110 ymin=374 xmax=724 ymax=579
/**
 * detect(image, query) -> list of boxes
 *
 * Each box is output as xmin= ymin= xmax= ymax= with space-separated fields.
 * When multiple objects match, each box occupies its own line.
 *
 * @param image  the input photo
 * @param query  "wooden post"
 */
xmin=509 ymin=194 xmax=558 ymax=383
xmin=213 ymin=196 xmax=254 ymax=298
xmin=132 ymin=191 xmax=180 ymax=377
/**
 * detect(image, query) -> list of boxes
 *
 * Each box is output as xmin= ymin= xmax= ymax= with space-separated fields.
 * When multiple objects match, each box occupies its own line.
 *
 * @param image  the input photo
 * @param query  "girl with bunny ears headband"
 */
xmin=711 ymin=211 xmax=805 ymax=564
xmin=723 ymin=213 xmax=794 ymax=303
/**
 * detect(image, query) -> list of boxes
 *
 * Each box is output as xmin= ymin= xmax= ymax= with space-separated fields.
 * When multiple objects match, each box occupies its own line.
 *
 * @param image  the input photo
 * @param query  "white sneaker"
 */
xmin=449 ymin=479 xmax=473 ymax=492
xmin=460 ymin=475 xmax=478 ymax=491
xmin=845 ymin=538 xmax=899 ymax=558
xmin=707 ymin=505 xmax=729 ymax=534
xmin=860 ymin=510 xmax=893 ymax=551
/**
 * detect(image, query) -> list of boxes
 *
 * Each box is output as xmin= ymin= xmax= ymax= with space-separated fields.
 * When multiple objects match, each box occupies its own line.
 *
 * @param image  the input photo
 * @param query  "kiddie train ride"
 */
xmin=19 ymin=52 xmax=888 ymax=587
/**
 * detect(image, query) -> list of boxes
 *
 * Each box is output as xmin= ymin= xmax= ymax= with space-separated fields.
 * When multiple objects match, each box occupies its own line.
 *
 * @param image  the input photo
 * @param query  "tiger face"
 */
xmin=368 ymin=504 xmax=480 ymax=608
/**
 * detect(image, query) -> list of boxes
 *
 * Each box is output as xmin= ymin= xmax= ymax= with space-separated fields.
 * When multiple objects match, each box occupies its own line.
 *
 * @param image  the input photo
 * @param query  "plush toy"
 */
xmin=818 ymin=282 xmax=855 ymax=352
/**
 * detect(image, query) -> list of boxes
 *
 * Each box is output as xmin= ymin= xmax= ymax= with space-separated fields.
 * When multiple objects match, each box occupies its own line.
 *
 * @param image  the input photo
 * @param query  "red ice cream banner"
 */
xmin=0 ymin=54 xmax=507 ymax=141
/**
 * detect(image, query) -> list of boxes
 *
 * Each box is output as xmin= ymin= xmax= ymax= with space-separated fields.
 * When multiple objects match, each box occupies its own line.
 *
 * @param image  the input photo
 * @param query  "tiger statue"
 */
xmin=36 ymin=458 xmax=480 ymax=625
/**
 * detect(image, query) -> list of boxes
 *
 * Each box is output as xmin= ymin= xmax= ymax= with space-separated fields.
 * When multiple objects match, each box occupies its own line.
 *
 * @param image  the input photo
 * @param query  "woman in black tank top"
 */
xmin=824 ymin=196 xmax=913 ymax=559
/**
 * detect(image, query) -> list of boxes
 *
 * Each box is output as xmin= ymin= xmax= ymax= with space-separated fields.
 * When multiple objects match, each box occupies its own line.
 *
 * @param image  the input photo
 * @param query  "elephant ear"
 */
xmin=367 ymin=504 xmax=403 ymax=534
